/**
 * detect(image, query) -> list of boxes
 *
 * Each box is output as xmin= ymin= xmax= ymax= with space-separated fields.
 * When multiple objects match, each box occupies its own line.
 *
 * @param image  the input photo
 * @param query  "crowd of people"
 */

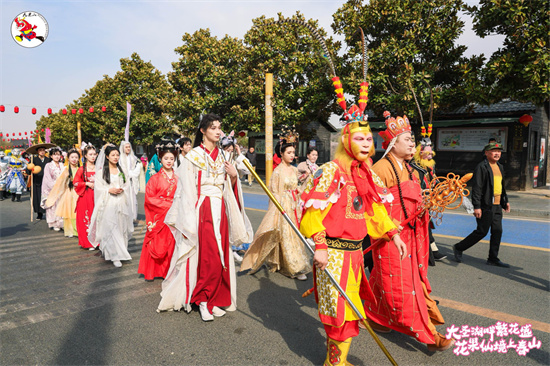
xmin=1 ymin=108 xmax=514 ymax=365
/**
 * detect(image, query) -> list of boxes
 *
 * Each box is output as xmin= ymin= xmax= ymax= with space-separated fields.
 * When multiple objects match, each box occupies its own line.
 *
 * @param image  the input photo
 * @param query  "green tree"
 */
xmin=467 ymin=0 xmax=550 ymax=105
xmin=332 ymin=0 xmax=468 ymax=123
xmin=242 ymin=13 xmax=341 ymax=138
xmin=169 ymin=29 xmax=249 ymax=134
xmin=38 ymin=53 xmax=173 ymax=147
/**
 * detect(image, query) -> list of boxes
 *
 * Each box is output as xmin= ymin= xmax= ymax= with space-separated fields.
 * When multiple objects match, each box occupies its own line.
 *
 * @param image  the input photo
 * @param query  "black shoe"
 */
xmin=16 ymin=194 xmax=21 ymax=202
xmin=11 ymin=193 xmax=16 ymax=202
xmin=487 ymin=260 xmax=510 ymax=268
xmin=0 ymin=193 xmax=4 ymax=201
xmin=37 ymin=213 xmax=43 ymax=220
xmin=433 ymin=251 xmax=447 ymax=261
xmin=453 ymin=245 xmax=462 ymax=263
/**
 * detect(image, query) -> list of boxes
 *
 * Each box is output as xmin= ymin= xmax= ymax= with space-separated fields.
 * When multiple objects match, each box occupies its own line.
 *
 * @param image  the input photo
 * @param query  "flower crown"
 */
xmin=279 ymin=125 xmax=299 ymax=144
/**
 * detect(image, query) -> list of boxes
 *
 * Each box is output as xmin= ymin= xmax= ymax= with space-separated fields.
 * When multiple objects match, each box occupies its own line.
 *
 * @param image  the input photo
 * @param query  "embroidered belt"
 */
xmin=326 ymin=237 xmax=362 ymax=251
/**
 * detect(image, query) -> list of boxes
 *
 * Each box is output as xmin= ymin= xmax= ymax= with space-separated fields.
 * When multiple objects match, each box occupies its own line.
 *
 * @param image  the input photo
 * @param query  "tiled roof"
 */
xmin=450 ymin=99 xmax=536 ymax=115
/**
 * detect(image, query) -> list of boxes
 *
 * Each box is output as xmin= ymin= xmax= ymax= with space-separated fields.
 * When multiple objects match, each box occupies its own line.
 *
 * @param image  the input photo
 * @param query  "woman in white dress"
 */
xmin=119 ymin=141 xmax=140 ymax=220
xmin=41 ymin=147 xmax=64 ymax=231
xmin=88 ymin=144 xmax=134 ymax=268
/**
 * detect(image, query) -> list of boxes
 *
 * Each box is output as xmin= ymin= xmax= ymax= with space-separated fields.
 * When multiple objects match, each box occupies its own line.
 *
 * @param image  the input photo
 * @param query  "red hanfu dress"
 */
xmin=138 ymin=169 xmax=178 ymax=280
xmin=73 ymin=166 xmax=95 ymax=248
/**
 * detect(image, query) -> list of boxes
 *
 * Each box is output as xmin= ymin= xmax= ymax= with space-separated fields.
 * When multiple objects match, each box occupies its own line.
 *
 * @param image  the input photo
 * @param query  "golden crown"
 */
xmin=279 ymin=125 xmax=299 ymax=144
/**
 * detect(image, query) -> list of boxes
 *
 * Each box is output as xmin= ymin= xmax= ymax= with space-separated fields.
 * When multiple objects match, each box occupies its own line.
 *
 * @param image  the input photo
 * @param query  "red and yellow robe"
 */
xmin=300 ymin=159 xmax=397 ymax=340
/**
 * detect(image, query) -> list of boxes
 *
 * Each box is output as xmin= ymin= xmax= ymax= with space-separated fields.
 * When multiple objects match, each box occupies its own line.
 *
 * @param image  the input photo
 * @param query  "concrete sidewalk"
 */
xmin=240 ymin=177 xmax=550 ymax=220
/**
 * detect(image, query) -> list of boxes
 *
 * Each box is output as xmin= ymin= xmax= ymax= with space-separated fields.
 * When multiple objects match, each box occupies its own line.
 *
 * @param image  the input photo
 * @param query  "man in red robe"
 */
xmin=366 ymin=111 xmax=454 ymax=352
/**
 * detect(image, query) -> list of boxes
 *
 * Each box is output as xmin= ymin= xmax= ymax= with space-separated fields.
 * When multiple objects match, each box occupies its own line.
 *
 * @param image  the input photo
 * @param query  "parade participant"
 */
xmin=6 ymin=148 xmax=27 ymax=202
xmin=41 ymin=148 xmax=64 ymax=230
xmin=157 ymin=113 xmax=252 ymax=322
xmin=119 ymin=141 xmax=140 ymax=220
xmin=300 ymin=105 xmax=407 ymax=365
xmin=73 ymin=144 xmax=97 ymax=249
xmin=88 ymin=144 xmax=134 ymax=268
xmin=297 ymin=146 xmax=319 ymax=185
xmin=27 ymin=147 xmax=51 ymax=220
xmin=368 ymin=111 xmax=454 ymax=352
xmin=177 ymin=137 xmax=192 ymax=165
xmin=242 ymin=127 xmax=311 ymax=280
xmin=138 ymin=141 xmax=180 ymax=280
xmin=45 ymin=148 xmax=81 ymax=237
xmin=453 ymin=142 xmax=511 ymax=267
xmin=0 ymin=151 xmax=10 ymax=201
xmin=410 ymin=137 xmax=446 ymax=263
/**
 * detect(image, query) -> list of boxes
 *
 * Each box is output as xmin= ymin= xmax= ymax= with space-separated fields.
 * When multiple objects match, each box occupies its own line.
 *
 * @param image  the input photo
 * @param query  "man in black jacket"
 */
xmin=453 ymin=142 xmax=511 ymax=267
xmin=245 ymin=147 xmax=257 ymax=186
xmin=28 ymin=147 xmax=51 ymax=220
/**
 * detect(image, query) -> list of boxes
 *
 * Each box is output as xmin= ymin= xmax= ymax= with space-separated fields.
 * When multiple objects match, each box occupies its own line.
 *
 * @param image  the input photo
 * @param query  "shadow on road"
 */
xmin=0 ymin=223 xmax=31 ymax=238
xmin=246 ymin=275 xmax=325 ymax=365
xmin=51 ymin=263 xmax=117 ymax=365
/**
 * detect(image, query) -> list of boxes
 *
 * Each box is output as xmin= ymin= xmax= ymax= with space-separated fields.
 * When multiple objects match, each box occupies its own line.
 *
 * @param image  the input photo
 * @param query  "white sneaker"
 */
xmin=113 ymin=260 xmax=122 ymax=268
xmin=199 ymin=302 xmax=213 ymax=322
xmin=53 ymin=227 xmax=60 ymax=231
xmin=248 ymin=182 xmax=252 ymax=186
xmin=233 ymin=251 xmax=243 ymax=263
xmin=88 ymin=247 xmax=96 ymax=251
xmin=294 ymin=274 xmax=307 ymax=281
xmin=212 ymin=306 xmax=226 ymax=317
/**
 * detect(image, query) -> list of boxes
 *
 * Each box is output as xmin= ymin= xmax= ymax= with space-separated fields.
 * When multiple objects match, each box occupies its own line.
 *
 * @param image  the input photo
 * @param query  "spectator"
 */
xmin=453 ymin=141 xmax=511 ymax=267
xmin=245 ymin=146 xmax=257 ymax=186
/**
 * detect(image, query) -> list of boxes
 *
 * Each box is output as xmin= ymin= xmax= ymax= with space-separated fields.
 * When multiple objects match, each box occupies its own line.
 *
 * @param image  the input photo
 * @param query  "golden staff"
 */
xmin=242 ymin=159 xmax=398 ymax=366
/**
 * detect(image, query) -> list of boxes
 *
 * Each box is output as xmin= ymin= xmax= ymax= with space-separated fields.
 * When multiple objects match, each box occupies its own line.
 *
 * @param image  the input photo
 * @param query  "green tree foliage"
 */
xmin=242 ymin=13 xmax=341 ymax=138
xmin=467 ymin=0 xmax=550 ymax=105
xmin=332 ymin=0 xmax=467 ymax=123
xmin=169 ymin=30 xmax=248 ymax=135
xmin=37 ymin=53 xmax=173 ymax=147
xmin=169 ymin=13 xmax=340 ymax=139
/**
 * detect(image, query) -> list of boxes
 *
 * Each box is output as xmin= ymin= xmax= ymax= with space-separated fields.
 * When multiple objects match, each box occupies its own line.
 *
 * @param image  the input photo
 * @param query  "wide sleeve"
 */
xmin=73 ymin=167 xmax=87 ymax=197
xmin=299 ymin=162 xmax=340 ymax=239
xmin=365 ymin=202 xmax=398 ymax=241
xmin=45 ymin=166 xmax=69 ymax=208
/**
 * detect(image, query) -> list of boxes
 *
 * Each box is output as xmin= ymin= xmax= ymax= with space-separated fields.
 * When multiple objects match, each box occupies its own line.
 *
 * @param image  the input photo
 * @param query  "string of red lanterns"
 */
xmin=0 ymin=105 xmax=107 ymax=114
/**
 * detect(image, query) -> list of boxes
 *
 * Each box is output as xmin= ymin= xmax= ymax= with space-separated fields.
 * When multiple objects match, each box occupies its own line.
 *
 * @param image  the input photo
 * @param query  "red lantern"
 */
xmin=89 ymin=107 xmax=94 ymax=113
xmin=47 ymin=108 xmax=52 ymax=115
xmin=30 ymin=131 xmax=33 ymax=135
xmin=519 ymin=114 xmax=533 ymax=127
xmin=62 ymin=109 xmax=67 ymax=115
xmin=25 ymin=132 xmax=27 ymax=135
xmin=35 ymin=129 xmax=38 ymax=133
xmin=5 ymin=133 xmax=8 ymax=137
xmin=0 ymin=133 xmax=2 ymax=137
xmin=101 ymin=106 xmax=106 ymax=112
xmin=14 ymin=106 xmax=19 ymax=113
xmin=71 ymin=109 xmax=76 ymax=115
xmin=19 ymin=133 xmax=21 ymax=136
xmin=32 ymin=108 xmax=37 ymax=114
xmin=79 ymin=108 xmax=84 ymax=114
xmin=41 ymin=129 xmax=44 ymax=132
xmin=0 ymin=105 xmax=4 ymax=112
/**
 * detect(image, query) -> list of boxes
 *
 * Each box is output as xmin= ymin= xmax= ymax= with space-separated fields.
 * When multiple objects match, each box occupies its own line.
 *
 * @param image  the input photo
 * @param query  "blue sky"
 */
xmin=0 ymin=0 xmax=504 ymax=139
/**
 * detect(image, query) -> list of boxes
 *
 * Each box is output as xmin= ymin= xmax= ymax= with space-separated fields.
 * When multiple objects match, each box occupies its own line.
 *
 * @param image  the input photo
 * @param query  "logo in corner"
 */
xmin=11 ymin=11 xmax=49 ymax=48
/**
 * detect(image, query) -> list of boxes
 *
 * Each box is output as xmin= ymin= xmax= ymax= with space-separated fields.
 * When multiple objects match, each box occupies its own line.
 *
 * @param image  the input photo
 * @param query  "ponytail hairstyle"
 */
xmin=82 ymin=144 xmax=97 ymax=183
xmin=193 ymin=113 xmax=221 ymax=148
xmin=66 ymin=148 xmax=81 ymax=189
xmin=102 ymin=144 xmax=124 ymax=185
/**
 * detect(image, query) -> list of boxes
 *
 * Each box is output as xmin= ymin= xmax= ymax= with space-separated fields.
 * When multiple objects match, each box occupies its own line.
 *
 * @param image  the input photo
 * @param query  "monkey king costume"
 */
xmin=367 ymin=112 xmax=453 ymax=352
xmin=300 ymin=101 xmax=399 ymax=364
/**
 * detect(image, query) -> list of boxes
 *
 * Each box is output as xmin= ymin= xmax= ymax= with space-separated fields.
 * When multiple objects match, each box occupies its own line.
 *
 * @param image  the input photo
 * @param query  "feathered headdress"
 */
xmin=263 ymin=20 xmax=371 ymax=135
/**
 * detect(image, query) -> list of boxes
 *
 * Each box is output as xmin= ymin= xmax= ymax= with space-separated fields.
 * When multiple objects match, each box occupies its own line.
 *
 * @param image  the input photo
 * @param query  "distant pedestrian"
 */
xmin=245 ymin=146 xmax=257 ymax=186
xmin=453 ymin=141 xmax=511 ymax=267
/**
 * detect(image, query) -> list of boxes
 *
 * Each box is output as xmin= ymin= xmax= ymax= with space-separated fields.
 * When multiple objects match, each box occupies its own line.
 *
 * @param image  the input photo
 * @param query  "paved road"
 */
xmin=1 ymin=193 xmax=548 ymax=365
